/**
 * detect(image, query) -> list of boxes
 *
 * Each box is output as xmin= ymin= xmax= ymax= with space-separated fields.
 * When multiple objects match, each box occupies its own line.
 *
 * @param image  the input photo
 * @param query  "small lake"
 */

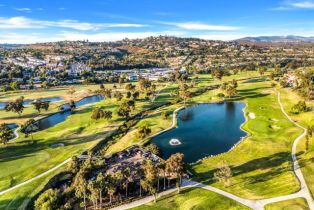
xmin=37 ymin=95 xmax=104 ymax=131
xmin=0 ymin=97 xmax=63 ymax=109
xmin=151 ymin=102 xmax=247 ymax=163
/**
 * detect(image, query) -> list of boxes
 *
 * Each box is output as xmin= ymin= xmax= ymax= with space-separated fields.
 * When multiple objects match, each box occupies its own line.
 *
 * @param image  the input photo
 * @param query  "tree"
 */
xmin=291 ymin=101 xmax=308 ymax=114
xmin=161 ymin=111 xmax=169 ymax=120
xmin=136 ymin=124 xmax=152 ymax=139
xmin=74 ymin=170 xmax=88 ymax=210
xmin=132 ymin=91 xmax=140 ymax=100
xmin=225 ymin=85 xmax=237 ymax=98
xmin=123 ymin=167 xmax=133 ymax=199
xmin=20 ymin=119 xmax=38 ymax=139
xmin=113 ymin=91 xmax=123 ymax=101
xmin=96 ymin=172 xmax=106 ymax=209
xmin=68 ymin=86 xmax=76 ymax=98
xmin=67 ymin=156 xmax=79 ymax=174
xmin=41 ymin=81 xmax=49 ymax=89
xmin=91 ymin=108 xmax=104 ymax=120
xmin=32 ymin=100 xmax=50 ymax=114
xmin=212 ymin=69 xmax=223 ymax=80
xmin=99 ymin=88 xmax=112 ymax=99
xmin=4 ymin=97 xmax=24 ymax=116
xmin=107 ymin=175 xmax=116 ymax=204
xmin=179 ymin=82 xmax=191 ymax=107
xmin=117 ymin=100 xmax=131 ymax=119
xmin=87 ymin=181 xmax=99 ymax=210
xmin=0 ymin=123 xmax=14 ymax=144
xmin=166 ymin=153 xmax=185 ymax=193
xmin=214 ymin=161 xmax=232 ymax=187
xmin=146 ymin=144 xmax=159 ymax=155
xmin=125 ymin=83 xmax=135 ymax=92
xmin=69 ymin=100 xmax=76 ymax=112
xmin=10 ymin=81 xmax=20 ymax=90
xmin=34 ymin=189 xmax=59 ymax=210
xmin=141 ymin=160 xmax=158 ymax=202
xmin=138 ymin=78 xmax=152 ymax=94
xmin=258 ymin=67 xmax=266 ymax=76
xmin=91 ymin=108 xmax=112 ymax=120
xmin=157 ymin=161 xmax=167 ymax=190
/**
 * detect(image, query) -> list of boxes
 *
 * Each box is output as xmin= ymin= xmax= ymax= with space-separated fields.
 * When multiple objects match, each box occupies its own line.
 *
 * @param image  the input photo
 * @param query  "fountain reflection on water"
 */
xmin=169 ymin=138 xmax=182 ymax=146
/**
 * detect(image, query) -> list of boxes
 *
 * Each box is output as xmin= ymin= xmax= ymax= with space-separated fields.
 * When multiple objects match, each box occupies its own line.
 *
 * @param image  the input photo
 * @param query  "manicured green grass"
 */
xmin=0 ymin=71 xmax=272 ymax=209
xmin=279 ymin=89 xmax=314 ymax=199
xmin=265 ymin=198 xmax=309 ymax=210
xmin=0 ymin=166 xmax=66 ymax=210
xmin=132 ymin=188 xmax=250 ymax=210
xmin=190 ymin=79 xmax=301 ymax=199
xmin=0 ymin=81 xmax=177 ymax=208
xmin=0 ymin=98 xmax=121 ymax=192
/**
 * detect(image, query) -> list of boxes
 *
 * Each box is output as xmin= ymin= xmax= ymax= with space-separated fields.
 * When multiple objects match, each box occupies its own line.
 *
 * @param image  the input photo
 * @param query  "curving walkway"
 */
xmin=110 ymin=91 xmax=314 ymax=210
xmin=269 ymin=92 xmax=314 ymax=209
xmin=0 ymin=158 xmax=71 ymax=196
xmin=1 ymin=91 xmax=313 ymax=210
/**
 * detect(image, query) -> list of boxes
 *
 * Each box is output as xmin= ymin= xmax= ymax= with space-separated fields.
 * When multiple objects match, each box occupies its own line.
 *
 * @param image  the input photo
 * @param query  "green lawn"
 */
xmin=0 ymin=81 xmax=177 ymax=208
xmin=132 ymin=188 xmax=250 ymax=210
xmin=190 ymin=78 xmax=301 ymax=199
xmin=2 ymin=71 xmax=280 ymax=209
xmin=265 ymin=198 xmax=309 ymax=210
xmin=279 ymin=88 xmax=314 ymax=199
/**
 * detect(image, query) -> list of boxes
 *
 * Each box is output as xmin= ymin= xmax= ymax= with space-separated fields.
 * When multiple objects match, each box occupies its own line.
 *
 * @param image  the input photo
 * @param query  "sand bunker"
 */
xmin=248 ymin=112 xmax=256 ymax=119
xmin=269 ymin=125 xmax=281 ymax=129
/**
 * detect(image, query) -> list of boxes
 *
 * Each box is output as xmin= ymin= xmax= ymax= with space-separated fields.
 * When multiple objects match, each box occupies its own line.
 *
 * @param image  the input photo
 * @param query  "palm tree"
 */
xmin=74 ymin=170 xmax=88 ymax=210
xmin=122 ymin=167 xmax=132 ymax=199
xmin=157 ymin=161 xmax=167 ymax=190
xmin=107 ymin=175 xmax=116 ymax=204
xmin=96 ymin=172 xmax=106 ymax=209
xmin=113 ymin=170 xmax=123 ymax=202
xmin=87 ymin=181 xmax=99 ymax=210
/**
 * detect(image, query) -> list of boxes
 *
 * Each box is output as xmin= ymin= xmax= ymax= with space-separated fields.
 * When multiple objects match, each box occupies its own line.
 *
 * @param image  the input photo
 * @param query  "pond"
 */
xmin=151 ymin=102 xmax=247 ymax=163
xmin=36 ymin=95 xmax=104 ymax=131
xmin=0 ymin=97 xmax=63 ymax=109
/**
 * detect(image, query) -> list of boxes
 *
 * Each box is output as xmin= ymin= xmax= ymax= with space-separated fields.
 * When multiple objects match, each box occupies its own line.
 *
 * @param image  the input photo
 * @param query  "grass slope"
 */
xmin=190 ymin=79 xmax=301 ymax=199
xmin=279 ymin=89 xmax=314 ymax=199
xmin=265 ymin=198 xmax=309 ymax=210
xmin=132 ymin=188 xmax=249 ymax=210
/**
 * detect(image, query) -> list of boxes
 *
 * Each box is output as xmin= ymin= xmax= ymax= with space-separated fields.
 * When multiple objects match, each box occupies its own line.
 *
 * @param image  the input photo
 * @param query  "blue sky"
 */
xmin=1 ymin=0 xmax=314 ymax=43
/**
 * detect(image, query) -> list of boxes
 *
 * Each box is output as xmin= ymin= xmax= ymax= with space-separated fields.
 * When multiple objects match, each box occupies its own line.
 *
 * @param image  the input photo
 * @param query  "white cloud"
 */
xmin=0 ymin=17 xmax=147 ymax=30
xmin=161 ymin=22 xmax=239 ymax=31
xmin=290 ymin=1 xmax=314 ymax=8
xmin=272 ymin=1 xmax=314 ymax=10
xmin=15 ymin=8 xmax=31 ymax=12
xmin=107 ymin=23 xmax=147 ymax=28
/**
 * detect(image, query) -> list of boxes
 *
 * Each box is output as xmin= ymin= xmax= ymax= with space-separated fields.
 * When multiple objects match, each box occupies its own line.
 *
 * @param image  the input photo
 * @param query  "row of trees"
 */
xmin=4 ymin=97 xmax=51 ymax=116
xmin=35 ymin=152 xmax=185 ymax=210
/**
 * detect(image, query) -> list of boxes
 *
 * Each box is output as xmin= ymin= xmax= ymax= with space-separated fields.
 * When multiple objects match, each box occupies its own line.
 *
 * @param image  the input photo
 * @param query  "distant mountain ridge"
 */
xmin=236 ymin=35 xmax=314 ymax=43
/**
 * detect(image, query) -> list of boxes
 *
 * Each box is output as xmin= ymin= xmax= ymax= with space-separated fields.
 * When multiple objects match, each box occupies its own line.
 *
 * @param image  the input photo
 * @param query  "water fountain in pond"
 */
xmin=169 ymin=138 xmax=182 ymax=146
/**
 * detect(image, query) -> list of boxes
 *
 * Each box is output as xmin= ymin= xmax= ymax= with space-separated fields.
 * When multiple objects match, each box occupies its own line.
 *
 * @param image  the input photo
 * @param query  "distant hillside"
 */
xmin=0 ymin=44 xmax=23 ymax=48
xmin=236 ymin=35 xmax=314 ymax=43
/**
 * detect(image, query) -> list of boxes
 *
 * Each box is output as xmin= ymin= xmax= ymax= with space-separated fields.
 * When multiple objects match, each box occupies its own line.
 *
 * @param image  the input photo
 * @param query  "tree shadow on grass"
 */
xmin=0 ymin=129 xmax=114 ymax=164
xmin=242 ymin=78 xmax=268 ymax=84
xmin=191 ymin=152 xmax=293 ymax=186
